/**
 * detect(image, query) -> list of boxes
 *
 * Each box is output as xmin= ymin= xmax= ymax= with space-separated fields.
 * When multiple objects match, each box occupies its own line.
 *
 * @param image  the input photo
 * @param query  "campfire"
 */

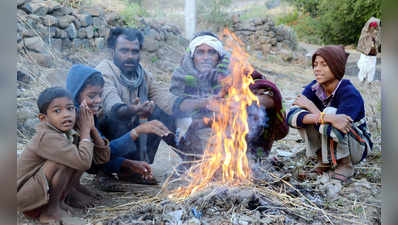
xmin=170 ymin=28 xmax=260 ymax=199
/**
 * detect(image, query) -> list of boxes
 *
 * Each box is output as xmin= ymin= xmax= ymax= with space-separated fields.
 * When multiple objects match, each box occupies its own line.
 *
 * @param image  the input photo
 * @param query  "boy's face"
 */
xmin=39 ymin=97 xmax=76 ymax=132
xmin=313 ymin=55 xmax=336 ymax=85
xmin=78 ymin=84 xmax=103 ymax=114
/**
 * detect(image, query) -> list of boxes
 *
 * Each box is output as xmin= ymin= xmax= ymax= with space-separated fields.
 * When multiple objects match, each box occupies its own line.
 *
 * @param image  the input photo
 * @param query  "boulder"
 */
xmin=76 ymin=14 xmax=93 ymax=27
xmin=54 ymin=28 xmax=68 ymax=39
xmin=49 ymin=38 xmax=63 ymax=52
xmin=29 ymin=2 xmax=49 ymax=16
xmin=17 ymin=0 xmax=29 ymax=8
xmin=77 ymin=28 xmax=87 ymax=38
xmin=85 ymin=26 xmax=94 ymax=39
xmin=40 ymin=15 xmax=58 ymax=27
xmin=105 ymin=12 xmax=121 ymax=26
xmin=142 ymin=29 xmax=160 ymax=53
xmin=51 ymin=7 xmax=73 ymax=17
xmin=62 ymin=38 xmax=73 ymax=49
xmin=43 ymin=1 xmax=62 ymax=13
xmin=65 ymin=23 xmax=77 ymax=39
xmin=24 ymin=36 xmax=46 ymax=53
xmin=79 ymin=7 xmax=104 ymax=17
xmin=94 ymin=38 xmax=105 ymax=49
xmin=57 ymin=15 xmax=75 ymax=29
xmin=28 ymin=52 xmax=53 ymax=67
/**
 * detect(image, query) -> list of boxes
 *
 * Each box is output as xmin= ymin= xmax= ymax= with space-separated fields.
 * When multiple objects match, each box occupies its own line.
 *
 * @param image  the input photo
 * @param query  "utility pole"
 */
xmin=184 ymin=0 xmax=196 ymax=40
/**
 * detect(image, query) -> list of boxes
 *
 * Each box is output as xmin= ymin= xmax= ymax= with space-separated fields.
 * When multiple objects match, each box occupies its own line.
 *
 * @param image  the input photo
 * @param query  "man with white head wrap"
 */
xmin=170 ymin=32 xmax=231 ymax=172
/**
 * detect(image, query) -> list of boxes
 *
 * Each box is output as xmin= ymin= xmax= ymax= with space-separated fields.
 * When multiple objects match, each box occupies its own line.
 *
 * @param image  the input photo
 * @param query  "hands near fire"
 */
xmin=130 ymin=120 xmax=171 ymax=139
xmin=128 ymin=98 xmax=155 ymax=117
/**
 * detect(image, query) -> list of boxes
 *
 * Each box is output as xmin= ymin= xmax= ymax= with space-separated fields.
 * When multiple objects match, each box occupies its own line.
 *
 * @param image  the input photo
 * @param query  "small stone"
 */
xmin=65 ymin=23 xmax=77 ymax=39
xmin=43 ymin=1 xmax=62 ymax=13
xmin=142 ymin=29 xmax=160 ymax=53
xmin=184 ymin=218 xmax=201 ymax=225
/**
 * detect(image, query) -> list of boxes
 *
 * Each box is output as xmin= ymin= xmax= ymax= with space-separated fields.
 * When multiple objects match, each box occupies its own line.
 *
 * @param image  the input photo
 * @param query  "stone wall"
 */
xmin=16 ymin=0 xmax=124 ymax=54
xmin=231 ymin=15 xmax=299 ymax=61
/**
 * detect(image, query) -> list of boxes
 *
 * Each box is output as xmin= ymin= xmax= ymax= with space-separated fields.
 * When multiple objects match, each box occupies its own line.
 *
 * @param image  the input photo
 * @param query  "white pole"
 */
xmin=184 ymin=0 xmax=196 ymax=40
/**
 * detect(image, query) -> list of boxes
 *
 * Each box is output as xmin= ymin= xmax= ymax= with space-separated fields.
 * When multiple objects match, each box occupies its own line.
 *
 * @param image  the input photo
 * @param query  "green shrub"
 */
xmin=283 ymin=0 xmax=381 ymax=45
xmin=120 ymin=0 xmax=149 ymax=28
xmin=317 ymin=0 xmax=381 ymax=45
xmin=197 ymin=0 xmax=232 ymax=29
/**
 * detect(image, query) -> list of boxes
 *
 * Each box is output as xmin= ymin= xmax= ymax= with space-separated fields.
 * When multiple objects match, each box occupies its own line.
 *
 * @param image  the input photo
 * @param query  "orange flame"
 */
xmin=171 ymin=28 xmax=259 ymax=199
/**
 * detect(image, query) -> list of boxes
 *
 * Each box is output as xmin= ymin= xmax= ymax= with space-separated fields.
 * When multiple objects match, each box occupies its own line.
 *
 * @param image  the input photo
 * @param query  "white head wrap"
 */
xmin=189 ymin=35 xmax=224 ymax=58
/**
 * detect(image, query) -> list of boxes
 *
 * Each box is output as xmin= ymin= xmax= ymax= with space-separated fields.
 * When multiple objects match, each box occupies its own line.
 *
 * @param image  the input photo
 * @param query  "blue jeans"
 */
xmin=99 ymin=106 xmax=176 ymax=174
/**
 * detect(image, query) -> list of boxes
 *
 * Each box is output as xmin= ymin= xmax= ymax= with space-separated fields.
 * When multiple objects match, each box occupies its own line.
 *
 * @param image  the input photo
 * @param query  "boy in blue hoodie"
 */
xmin=66 ymin=64 xmax=171 ymax=188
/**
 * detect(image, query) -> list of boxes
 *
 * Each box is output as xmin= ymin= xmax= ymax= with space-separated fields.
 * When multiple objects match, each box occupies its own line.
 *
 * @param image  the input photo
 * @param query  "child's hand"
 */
xmin=327 ymin=114 xmax=353 ymax=134
xmin=78 ymin=100 xmax=95 ymax=133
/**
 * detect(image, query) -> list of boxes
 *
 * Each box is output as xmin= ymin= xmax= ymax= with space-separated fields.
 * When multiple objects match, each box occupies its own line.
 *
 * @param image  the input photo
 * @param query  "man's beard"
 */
xmin=195 ymin=59 xmax=217 ymax=73
xmin=114 ymin=56 xmax=140 ymax=78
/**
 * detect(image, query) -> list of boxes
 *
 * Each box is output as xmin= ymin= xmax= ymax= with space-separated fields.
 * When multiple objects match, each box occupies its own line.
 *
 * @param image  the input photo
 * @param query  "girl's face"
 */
xmin=78 ymin=85 xmax=103 ymax=114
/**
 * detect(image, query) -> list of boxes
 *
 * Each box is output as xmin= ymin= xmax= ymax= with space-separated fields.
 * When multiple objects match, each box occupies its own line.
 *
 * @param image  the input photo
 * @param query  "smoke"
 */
xmin=246 ymin=103 xmax=269 ymax=141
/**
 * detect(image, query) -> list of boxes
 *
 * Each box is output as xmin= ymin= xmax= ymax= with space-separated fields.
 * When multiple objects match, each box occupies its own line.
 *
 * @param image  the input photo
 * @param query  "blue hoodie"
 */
xmin=66 ymin=64 xmax=102 ymax=107
xmin=66 ymin=64 xmax=138 ymax=174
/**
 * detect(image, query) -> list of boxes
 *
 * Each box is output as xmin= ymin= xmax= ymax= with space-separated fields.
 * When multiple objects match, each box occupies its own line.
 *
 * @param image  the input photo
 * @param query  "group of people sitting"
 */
xmin=17 ymin=27 xmax=373 ymax=224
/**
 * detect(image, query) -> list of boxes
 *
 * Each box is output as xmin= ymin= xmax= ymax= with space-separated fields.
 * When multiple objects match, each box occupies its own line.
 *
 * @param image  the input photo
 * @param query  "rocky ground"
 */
xmin=17 ymin=1 xmax=381 ymax=225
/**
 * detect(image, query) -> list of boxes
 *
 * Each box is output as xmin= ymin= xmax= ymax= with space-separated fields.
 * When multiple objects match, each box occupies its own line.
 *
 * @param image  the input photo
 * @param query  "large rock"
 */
xmin=62 ymin=38 xmax=73 ymax=50
xmin=57 ymin=15 xmax=75 ymax=29
xmin=65 ymin=23 xmax=77 ymax=39
xmin=77 ymin=28 xmax=87 ymax=38
xmin=49 ymin=38 xmax=63 ymax=52
xmin=54 ymin=28 xmax=68 ymax=39
xmin=28 ymin=52 xmax=53 ymax=67
xmin=29 ymin=2 xmax=49 ymax=16
xmin=94 ymin=38 xmax=105 ymax=49
xmin=24 ymin=36 xmax=47 ymax=53
xmin=85 ymin=26 xmax=94 ymax=39
xmin=51 ymin=7 xmax=73 ymax=17
xmin=142 ymin=29 xmax=160 ymax=53
xmin=76 ymin=14 xmax=93 ymax=27
xmin=17 ymin=0 xmax=29 ymax=7
xmin=40 ymin=15 xmax=58 ymax=27
xmin=42 ymin=1 xmax=62 ymax=13
xmin=105 ymin=12 xmax=121 ymax=26
xmin=79 ymin=7 xmax=104 ymax=17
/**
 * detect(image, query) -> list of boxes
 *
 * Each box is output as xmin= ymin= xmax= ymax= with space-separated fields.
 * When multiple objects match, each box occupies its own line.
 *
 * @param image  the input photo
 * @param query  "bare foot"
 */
xmin=60 ymin=200 xmax=79 ymax=216
xmin=74 ymin=183 xmax=102 ymax=200
xmin=65 ymin=188 xmax=95 ymax=209
xmin=39 ymin=205 xmax=67 ymax=224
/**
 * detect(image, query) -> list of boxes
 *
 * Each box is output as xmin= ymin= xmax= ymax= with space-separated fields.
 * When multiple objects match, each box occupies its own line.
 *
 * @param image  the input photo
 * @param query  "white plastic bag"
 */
xmin=357 ymin=53 xmax=377 ymax=82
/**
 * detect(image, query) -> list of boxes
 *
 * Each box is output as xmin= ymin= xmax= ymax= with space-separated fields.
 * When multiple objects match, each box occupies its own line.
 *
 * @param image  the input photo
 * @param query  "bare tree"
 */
xmin=184 ymin=0 xmax=196 ymax=40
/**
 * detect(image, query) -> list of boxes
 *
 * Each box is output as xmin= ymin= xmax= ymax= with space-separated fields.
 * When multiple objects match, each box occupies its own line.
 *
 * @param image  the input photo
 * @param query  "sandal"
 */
xmin=329 ymin=171 xmax=353 ymax=185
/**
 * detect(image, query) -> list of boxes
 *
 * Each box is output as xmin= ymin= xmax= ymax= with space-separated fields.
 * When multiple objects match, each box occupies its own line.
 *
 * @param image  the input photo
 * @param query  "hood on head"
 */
xmin=66 ymin=64 xmax=102 ymax=106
